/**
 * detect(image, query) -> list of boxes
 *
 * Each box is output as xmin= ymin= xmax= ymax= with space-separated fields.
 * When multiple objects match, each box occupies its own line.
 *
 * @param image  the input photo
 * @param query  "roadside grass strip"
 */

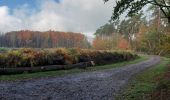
xmin=117 ymin=57 xmax=170 ymax=100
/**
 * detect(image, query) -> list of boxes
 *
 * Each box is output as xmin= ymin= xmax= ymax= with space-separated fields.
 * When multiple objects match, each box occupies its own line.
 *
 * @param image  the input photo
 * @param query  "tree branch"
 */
xmin=162 ymin=0 xmax=170 ymax=12
xmin=148 ymin=0 xmax=170 ymax=7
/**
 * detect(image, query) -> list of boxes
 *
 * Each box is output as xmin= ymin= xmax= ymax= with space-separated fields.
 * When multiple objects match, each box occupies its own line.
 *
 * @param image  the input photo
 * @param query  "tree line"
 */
xmin=0 ymin=30 xmax=90 ymax=48
xmin=93 ymin=6 xmax=170 ymax=57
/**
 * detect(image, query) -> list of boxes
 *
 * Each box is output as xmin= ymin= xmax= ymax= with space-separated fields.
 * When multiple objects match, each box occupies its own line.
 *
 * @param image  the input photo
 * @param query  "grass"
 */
xmin=0 ymin=47 xmax=8 ymax=52
xmin=0 ymin=55 xmax=148 ymax=81
xmin=117 ymin=57 xmax=170 ymax=100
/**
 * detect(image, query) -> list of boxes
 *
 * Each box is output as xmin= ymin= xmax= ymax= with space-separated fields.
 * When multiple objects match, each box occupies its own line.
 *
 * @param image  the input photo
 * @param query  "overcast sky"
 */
xmin=0 ymin=0 xmax=116 ymax=37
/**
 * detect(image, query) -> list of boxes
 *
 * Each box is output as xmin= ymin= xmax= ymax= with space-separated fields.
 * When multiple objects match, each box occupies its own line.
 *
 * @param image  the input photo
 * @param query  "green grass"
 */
xmin=0 ymin=55 xmax=148 ymax=81
xmin=0 ymin=47 xmax=8 ymax=52
xmin=117 ymin=57 xmax=170 ymax=100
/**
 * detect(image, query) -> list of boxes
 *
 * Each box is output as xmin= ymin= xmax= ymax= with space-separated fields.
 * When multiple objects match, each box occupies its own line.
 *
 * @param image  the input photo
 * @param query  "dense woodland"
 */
xmin=93 ymin=6 xmax=170 ymax=57
xmin=0 ymin=30 xmax=90 ymax=48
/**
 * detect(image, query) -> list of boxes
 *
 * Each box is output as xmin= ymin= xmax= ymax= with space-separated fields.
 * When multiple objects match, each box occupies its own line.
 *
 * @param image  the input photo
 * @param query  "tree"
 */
xmin=0 ymin=30 xmax=90 ymax=48
xmin=116 ymin=13 xmax=144 ymax=50
xmin=104 ymin=0 xmax=170 ymax=24
xmin=138 ymin=31 xmax=170 ymax=56
xmin=94 ymin=23 xmax=115 ymax=37
xmin=118 ymin=37 xmax=130 ymax=50
xmin=133 ymin=10 xmax=170 ymax=56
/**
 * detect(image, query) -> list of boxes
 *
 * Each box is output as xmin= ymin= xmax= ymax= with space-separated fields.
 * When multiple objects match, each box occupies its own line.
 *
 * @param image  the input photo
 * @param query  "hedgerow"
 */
xmin=0 ymin=48 xmax=138 ymax=68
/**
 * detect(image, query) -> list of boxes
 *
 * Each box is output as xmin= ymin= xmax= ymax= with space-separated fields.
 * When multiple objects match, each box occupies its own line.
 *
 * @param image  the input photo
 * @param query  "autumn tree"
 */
xmin=118 ymin=13 xmax=144 ymax=49
xmin=93 ymin=29 xmax=131 ymax=50
xmin=118 ymin=37 xmax=130 ymax=50
xmin=0 ymin=30 xmax=90 ymax=49
xmin=134 ymin=6 xmax=170 ymax=56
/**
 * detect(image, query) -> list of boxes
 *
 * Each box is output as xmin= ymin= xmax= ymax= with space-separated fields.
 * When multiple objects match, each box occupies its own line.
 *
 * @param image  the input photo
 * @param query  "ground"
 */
xmin=0 ymin=56 xmax=160 ymax=100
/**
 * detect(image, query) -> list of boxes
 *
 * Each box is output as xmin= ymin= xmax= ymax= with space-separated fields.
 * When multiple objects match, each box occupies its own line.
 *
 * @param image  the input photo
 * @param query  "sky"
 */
xmin=0 ymin=0 xmax=115 ymax=37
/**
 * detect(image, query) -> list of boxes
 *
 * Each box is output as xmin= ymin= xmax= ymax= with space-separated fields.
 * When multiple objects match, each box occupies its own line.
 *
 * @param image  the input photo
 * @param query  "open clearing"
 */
xmin=0 ymin=56 xmax=160 ymax=100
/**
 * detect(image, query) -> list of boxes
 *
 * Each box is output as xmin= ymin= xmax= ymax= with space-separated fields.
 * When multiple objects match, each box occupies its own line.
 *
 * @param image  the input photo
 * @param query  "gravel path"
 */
xmin=0 ymin=56 xmax=160 ymax=100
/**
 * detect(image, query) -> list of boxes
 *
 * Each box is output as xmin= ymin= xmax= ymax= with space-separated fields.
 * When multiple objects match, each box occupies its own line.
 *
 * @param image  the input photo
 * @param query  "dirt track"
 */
xmin=0 ymin=56 xmax=160 ymax=100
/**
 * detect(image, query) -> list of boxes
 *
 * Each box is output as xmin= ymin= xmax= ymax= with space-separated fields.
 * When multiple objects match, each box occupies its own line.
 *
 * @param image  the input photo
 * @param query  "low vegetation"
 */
xmin=117 ymin=57 xmax=170 ymax=100
xmin=0 ymin=47 xmax=8 ymax=53
xmin=0 ymin=48 xmax=138 ymax=68
xmin=0 ymin=55 xmax=147 ymax=81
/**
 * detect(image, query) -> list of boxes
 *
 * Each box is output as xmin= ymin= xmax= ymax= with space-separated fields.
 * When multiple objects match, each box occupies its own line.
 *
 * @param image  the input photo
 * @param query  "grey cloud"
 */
xmin=0 ymin=0 xmax=115 ymax=37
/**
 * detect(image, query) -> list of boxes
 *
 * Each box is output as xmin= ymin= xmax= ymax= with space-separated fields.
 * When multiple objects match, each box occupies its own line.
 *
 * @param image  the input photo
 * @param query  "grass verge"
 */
xmin=117 ymin=57 xmax=170 ymax=100
xmin=0 ymin=55 xmax=148 ymax=81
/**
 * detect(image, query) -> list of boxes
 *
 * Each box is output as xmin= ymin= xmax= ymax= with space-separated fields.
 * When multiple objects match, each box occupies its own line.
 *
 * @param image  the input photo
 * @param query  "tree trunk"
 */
xmin=168 ymin=17 xmax=170 ymax=24
xmin=167 ymin=17 xmax=170 ymax=33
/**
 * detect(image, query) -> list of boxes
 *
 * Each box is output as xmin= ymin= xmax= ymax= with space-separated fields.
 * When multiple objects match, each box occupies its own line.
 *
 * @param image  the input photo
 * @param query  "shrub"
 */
xmin=5 ymin=50 xmax=22 ymax=67
xmin=78 ymin=50 xmax=91 ymax=62
xmin=0 ymin=54 xmax=6 ymax=68
xmin=54 ymin=48 xmax=74 ymax=65
xmin=0 ymin=48 xmax=138 ymax=68
xmin=19 ymin=48 xmax=37 ymax=67
xmin=68 ymin=48 xmax=80 ymax=63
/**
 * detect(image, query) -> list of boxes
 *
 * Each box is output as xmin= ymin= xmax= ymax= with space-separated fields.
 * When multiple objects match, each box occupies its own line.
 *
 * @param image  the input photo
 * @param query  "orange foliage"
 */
xmin=93 ymin=37 xmax=111 ymax=50
xmin=93 ymin=35 xmax=130 ymax=50
xmin=118 ymin=38 xmax=130 ymax=50
xmin=1 ymin=30 xmax=89 ymax=48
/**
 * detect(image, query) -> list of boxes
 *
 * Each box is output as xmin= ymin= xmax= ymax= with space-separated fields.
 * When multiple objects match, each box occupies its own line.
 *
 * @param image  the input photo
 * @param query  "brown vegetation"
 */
xmin=0 ymin=30 xmax=90 ymax=48
xmin=0 ymin=48 xmax=138 ymax=68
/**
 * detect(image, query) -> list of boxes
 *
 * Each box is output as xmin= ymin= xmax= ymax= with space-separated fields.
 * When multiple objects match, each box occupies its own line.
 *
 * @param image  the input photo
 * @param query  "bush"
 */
xmin=6 ymin=50 xmax=22 ymax=67
xmin=0 ymin=54 xmax=6 ymax=68
xmin=0 ymin=48 xmax=139 ymax=68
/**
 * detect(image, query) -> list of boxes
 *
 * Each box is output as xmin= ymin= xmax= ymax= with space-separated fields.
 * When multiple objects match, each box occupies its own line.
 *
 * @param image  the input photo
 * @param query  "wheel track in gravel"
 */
xmin=0 ymin=56 xmax=160 ymax=100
